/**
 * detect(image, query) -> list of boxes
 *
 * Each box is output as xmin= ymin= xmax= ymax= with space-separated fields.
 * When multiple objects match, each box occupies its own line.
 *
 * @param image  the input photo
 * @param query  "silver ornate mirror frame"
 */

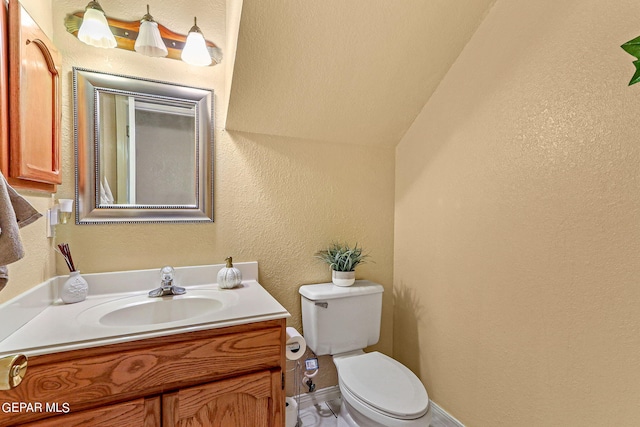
xmin=73 ymin=67 xmax=214 ymax=224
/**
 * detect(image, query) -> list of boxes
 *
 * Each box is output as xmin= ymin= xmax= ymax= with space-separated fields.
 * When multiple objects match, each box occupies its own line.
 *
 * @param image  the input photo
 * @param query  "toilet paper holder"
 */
xmin=287 ymin=342 xmax=301 ymax=353
xmin=285 ymin=327 xmax=306 ymax=361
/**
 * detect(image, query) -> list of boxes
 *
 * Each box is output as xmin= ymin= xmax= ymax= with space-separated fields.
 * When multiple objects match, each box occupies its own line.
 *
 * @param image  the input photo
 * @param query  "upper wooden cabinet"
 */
xmin=0 ymin=0 xmax=61 ymax=192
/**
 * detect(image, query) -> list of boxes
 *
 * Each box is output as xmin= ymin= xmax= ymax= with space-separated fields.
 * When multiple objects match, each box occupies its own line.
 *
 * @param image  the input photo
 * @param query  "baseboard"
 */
xmin=294 ymin=385 xmax=341 ymax=410
xmin=431 ymin=401 xmax=466 ymax=427
xmin=293 ymin=386 xmax=465 ymax=427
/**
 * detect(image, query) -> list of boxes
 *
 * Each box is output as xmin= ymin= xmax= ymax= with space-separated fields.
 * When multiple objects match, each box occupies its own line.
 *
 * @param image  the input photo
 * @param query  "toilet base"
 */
xmin=337 ymin=398 xmax=432 ymax=427
xmin=337 ymin=399 xmax=372 ymax=427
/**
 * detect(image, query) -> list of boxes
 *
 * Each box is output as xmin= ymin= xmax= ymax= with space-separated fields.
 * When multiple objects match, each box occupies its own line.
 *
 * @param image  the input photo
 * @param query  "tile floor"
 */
xmin=296 ymin=396 xmax=458 ymax=427
xmin=297 ymin=398 xmax=340 ymax=427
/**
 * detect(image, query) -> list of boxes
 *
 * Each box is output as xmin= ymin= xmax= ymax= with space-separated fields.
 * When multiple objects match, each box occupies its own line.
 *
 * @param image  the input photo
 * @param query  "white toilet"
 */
xmin=299 ymin=281 xmax=432 ymax=427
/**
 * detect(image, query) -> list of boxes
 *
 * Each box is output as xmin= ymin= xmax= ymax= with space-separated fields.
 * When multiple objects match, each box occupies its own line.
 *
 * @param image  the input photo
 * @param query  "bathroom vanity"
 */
xmin=0 ymin=262 xmax=290 ymax=426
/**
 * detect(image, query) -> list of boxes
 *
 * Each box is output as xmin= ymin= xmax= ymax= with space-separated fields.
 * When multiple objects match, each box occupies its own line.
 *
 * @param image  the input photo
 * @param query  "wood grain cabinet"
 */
xmin=163 ymin=370 xmax=280 ymax=427
xmin=0 ymin=0 xmax=61 ymax=192
xmin=21 ymin=397 xmax=162 ymax=427
xmin=0 ymin=319 xmax=286 ymax=427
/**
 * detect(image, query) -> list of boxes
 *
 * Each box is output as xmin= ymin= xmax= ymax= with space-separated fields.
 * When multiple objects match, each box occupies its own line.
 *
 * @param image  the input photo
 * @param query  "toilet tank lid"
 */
xmin=299 ymin=280 xmax=384 ymax=301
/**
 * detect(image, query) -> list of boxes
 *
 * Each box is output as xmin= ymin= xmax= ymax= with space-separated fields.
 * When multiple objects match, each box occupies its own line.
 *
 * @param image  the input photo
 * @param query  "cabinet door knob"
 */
xmin=0 ymin=354 xmax=28 ymax=390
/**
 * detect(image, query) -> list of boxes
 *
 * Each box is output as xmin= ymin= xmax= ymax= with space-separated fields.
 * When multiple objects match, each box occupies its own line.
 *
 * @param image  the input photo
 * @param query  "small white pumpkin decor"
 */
xmin=217 ymin=257 xmax=242 ymax=289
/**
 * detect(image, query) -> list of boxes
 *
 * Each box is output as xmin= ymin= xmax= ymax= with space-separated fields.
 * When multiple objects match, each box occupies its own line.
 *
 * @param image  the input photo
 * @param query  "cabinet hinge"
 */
xmin=282 ymin=372 xmax=285 ymax=390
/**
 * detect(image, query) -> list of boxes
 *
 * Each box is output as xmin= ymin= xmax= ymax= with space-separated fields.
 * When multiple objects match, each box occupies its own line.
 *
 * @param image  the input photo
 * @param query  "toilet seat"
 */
xmin=337 ymin=352 xmax=429 ymax=421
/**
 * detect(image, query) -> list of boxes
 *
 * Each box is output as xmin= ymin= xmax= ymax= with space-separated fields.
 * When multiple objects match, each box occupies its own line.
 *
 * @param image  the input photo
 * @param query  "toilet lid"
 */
xmin=338 ymin=352 xmax=429 ymax=419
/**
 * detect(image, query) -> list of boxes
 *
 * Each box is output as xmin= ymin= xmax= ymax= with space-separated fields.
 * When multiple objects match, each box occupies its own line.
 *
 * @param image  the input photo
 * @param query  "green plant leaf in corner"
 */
xmin=621 ymin=35 xmax=640 ymax=86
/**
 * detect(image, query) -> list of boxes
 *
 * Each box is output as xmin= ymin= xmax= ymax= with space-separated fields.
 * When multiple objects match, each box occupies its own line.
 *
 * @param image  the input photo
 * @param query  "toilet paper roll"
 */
xmin=285 ymin=397 xmax=298 ymax=427
xmin=285 ymin=327 xmax=306 ymax=360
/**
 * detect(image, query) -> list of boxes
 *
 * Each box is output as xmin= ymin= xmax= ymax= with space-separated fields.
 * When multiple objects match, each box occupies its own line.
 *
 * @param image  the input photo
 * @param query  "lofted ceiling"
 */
xmin=224 ymin=0 xmax=496 ymax=147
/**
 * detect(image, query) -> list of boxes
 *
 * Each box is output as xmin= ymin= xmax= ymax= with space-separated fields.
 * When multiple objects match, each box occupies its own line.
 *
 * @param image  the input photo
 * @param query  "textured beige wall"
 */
xmin=1 ymin=194 xmax=54 ymax=303
xmin=20 ymin=0 xmax=52 ymax=39
xmin=226 ymin=0 xmax=495 ymax=147
xmin=47 ymin=0 xmax=394 ymax=390
xmin=0 ymin=0 xmax=55 ymax=304
xmin=395 ymin=0 xmax=640 ymax=425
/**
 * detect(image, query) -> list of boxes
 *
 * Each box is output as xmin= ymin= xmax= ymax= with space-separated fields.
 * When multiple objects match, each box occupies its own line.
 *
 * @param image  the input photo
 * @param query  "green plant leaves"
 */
xmin=621 ymin=35 xmax=640 ymax=86
xmin=314 ymin=242 xmax=369 ymax=272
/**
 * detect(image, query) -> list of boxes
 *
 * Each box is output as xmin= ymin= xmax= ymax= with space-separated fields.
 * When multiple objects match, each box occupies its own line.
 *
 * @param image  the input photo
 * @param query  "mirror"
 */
xmin=73 ymin=68 xmax=213 ymax=223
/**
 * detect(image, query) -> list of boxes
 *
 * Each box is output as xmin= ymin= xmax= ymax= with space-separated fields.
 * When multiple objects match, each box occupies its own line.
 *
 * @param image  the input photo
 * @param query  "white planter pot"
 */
xmin=332 ymin=270 xmax=355 ymax=287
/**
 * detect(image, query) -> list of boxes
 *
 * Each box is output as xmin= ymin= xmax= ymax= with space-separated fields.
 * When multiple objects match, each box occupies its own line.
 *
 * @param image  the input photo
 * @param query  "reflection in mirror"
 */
xmin=98 ymin=94 xmax=197 ymax=206
xmin=73 ymin=68 xmax=213 ymax=223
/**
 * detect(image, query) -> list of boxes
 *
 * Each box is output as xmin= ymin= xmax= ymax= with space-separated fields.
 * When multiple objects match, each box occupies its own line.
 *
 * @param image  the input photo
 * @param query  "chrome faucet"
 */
xmin=148 ymin=266 xmax=186 ymax=297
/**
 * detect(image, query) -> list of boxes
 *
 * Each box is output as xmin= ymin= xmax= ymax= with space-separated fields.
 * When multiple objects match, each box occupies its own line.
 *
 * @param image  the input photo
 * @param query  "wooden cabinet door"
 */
xmin=5 ymin=0 xmax=61 ymax=191
xmin=20 ymin=397 xmax=161 ymax=427
xmin=163 ymin=370 xmax=283 ymax=427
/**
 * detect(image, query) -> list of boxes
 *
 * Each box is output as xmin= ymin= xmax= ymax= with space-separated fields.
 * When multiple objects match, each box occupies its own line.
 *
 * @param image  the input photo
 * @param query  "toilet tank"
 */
xmin=299 ymin=280 xmax=384 ymax=356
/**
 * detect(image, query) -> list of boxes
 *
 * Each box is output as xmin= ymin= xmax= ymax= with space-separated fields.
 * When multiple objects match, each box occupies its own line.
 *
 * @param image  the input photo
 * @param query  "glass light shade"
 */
xmin=181 ymin=30 xmax=212 ymax=66
xmin=135 ymin=20 xmax=168 ymax=57
xmin=77 ymin=7 xmax=116 ymax=48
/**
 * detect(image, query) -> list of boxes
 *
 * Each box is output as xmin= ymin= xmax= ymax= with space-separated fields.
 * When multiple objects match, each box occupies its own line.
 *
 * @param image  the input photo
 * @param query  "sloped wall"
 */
xmin=395 ymin=0 xmax=640 ymax=425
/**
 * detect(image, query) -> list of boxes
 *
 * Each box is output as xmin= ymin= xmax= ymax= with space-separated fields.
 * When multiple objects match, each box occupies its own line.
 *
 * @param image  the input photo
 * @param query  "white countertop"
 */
xmin=0 ymin=262 xmax=290 ymax=357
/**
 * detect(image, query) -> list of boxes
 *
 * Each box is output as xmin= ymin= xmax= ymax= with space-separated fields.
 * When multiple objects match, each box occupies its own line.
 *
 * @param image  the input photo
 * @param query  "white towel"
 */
xmin=0 ymin=173 xmax=42 ymax=291
xmin=100 ymin=175 xmax=114 ymax=205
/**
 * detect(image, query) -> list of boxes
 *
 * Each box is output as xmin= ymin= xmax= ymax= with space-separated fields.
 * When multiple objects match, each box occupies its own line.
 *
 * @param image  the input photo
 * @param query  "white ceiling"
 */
xmin=224 ymin=0 xmax=496 ymax=147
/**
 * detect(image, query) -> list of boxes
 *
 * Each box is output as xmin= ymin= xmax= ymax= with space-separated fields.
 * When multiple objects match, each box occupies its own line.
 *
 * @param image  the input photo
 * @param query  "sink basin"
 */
xmin=77 ymin=290 xmax=239 ymax=327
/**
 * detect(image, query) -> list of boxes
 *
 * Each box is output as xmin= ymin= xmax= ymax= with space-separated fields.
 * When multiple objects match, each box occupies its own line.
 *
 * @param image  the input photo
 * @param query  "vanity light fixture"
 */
xmin=65 ymin=9 xmax=222 ymax=66
xmin=76 ymin=0 xmax=116 ymax=49
xmin=134 ymin=5 xmax=167 ymax=57
xmin=181 ymin=17 xmax=212 ymax=66
xmin=46 ymin=199 xmax=74 ymax=238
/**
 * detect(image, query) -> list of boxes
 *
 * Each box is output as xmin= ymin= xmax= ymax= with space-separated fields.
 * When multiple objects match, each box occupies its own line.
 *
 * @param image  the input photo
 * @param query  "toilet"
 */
xmin=299 ymin=281 xmax=432 ymax=427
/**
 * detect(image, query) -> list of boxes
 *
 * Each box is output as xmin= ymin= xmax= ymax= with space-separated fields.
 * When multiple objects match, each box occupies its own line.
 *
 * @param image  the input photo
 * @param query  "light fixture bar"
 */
xmin=64 ymin=12 xmax=222 ymax=65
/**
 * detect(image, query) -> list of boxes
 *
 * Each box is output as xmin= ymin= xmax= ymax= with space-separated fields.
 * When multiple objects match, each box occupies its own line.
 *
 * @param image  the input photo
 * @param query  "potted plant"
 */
xmin=315 ymin=242 xmax=369 ymax=287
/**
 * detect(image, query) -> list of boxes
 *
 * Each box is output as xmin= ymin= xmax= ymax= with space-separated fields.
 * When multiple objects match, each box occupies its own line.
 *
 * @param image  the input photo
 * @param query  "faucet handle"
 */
xmin=160 ymin=266 xmax=174 ymax=283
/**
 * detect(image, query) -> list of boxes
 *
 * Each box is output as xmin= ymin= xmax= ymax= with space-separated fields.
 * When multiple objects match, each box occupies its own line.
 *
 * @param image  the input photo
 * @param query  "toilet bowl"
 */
xmin=299 ymin=281 xmax=431 ymax=427
xmin=334 ymin=351 xmax=431 ymax=427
